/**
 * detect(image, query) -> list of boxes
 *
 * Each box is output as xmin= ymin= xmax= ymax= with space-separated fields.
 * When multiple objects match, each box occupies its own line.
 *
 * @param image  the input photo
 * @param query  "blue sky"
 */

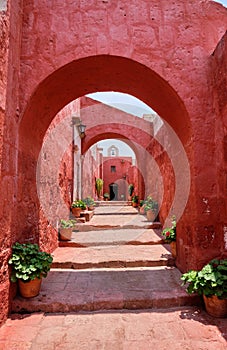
xmin=215 ymin=0 xmax=227 ymax=5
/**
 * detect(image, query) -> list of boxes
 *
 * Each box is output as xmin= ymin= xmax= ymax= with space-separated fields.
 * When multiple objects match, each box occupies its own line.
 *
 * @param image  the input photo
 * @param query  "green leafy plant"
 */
xmin=144 ymin=196 xmax=158 ymax=213
xmin=132 ymin=195 xmax=139 ymax=203
xmin=60 ymin=219 xmax=76 ymax=228
xmin=103 ymin=192 xmax=110 ymax=199
xmin=71 ymin=199 xmax=86 ymax=210
xmin=181 ymin=259 xmax=227 ymax=298
xmin=139 ymin=200 xmax=145 ymax=207
xmin=8 ymin=242 xmax=53 ymax=283
xmin=128 ymin=184 xmax=134 ymax=196
xmin=161 ymin=215 xmax=176 ymax=243
xmin=83 ymin=196 xmax=95 ymax=207
xmin=95 ymin=178 xmax=104 ymax=197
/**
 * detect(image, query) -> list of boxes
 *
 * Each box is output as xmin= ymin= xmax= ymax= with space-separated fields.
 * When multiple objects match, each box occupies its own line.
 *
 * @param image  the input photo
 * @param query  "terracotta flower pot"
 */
xmin=72 ymin=207 xmax=82 ymax=217
xmin=18 ymin=278 xmax=42 ymax=298
xmin=88 ymin=206 xmax=95 ymax=210
xmin=170 ymin=241 xmax=177 ymax=258
xmin=59 ymin=228 xmax=73 ymax=241
xmin=140 ymin=205 xmax=145 ymax=215
xmin=203 ymin=295 xmax=227 ymax=318
xmin=146 ymin=209 xmax=156 ymax=222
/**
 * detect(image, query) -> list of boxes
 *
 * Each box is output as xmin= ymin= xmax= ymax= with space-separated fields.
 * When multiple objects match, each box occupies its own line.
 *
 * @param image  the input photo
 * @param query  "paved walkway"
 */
xmin=1 ymin=204 xmax=227 ymax=349
xmin=75 ymin=205 xmax=160 ymax=230
xmin=59 ymin=228 xmax=163 ymax=247
xmin=52 ymin=244 xmax=174 ymax=268
xmin=11 ymin=266 xmax=198 ymax=314
xmin=0 ymin=307 xmax=226 ymax=349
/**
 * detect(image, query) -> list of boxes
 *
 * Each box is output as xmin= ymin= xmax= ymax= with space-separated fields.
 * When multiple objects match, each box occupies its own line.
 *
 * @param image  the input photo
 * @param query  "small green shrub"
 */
xmin=95 ymin=178 xmax=104 ymax=197
xmin=144 ymin=196 xmax=158 ymax=213
xmin=128 ymin=184 xmax=134 ymax=196
xmin=71 ymin=199 xmax=86 ymax=210
xmin=161 ymin=216 xmax=176 ymax=243
xmin=8 ymin=242 xmax=53 ymax=283
xmin=132 ymin=195 xmax=139 ymax=203
xmin=83 ymin=196 xmax=95 ymax=206
xmin=60 ymin=219 xmax=76 ymax=228
xmin=181 ymin=259 xmax=227 ymax=298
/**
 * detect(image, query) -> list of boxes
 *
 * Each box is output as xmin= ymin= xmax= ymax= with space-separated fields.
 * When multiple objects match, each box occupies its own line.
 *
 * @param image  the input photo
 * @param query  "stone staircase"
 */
xmin=11 ymin=206 xmax=200 ymax=314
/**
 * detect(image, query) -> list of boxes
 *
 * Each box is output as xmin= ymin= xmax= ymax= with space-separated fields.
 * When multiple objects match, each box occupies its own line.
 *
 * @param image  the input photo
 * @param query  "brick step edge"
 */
xmin=11 ymin=293 xmax=201 ymax=314
xmin=58 ymin=239 xmax=163 ymax=248
xmin=51 ymin=258 xmax=175 ymax=270
xmin=75 ymin=223 xmax=162 ymax=231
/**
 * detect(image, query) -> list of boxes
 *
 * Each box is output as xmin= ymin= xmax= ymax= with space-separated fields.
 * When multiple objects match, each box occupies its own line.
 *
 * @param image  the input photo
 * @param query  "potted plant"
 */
xmin=139 ymin=200 xmax=145 ymax=214
xmin=161 ymin=215 xmax=176 ymax=257
xmin=103 ymin=193 xmax=110 ymax=201
xmin=8 ymin=242 xmax=53 ymax=298
xmin=83 ymin=196 xmax=96 ymax=210
xmin=181 ymin=259 xmax=227 ymax=317
xmin=131 ymin=195 xmax=139 ymax=207
xmin=71 ymin=199 xmax=86 ymax=217
xmin=95 ymin=178 xmax=104 ymax=200
xmin=59 ymin=219 xmax=76 ymax=241
xmin=144 ymin=196 xmax=158 ymax=222
xmin=128 ymin=184 xmax=134 ymax=200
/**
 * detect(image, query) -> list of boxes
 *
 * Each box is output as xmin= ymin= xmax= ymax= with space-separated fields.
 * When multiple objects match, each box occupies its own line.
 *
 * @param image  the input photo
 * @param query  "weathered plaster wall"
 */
xmin=0 ymin=0 xmax=23 ymax=326
xmin=82 ymin=146 xmax=100 ymax=200
xmin=15 ymin=1 xmax=227 ymax=273
xmin=210 ymin=32 xmax=227 ymax=257
xmin=38 ymin=99 xmax=80 ymax=251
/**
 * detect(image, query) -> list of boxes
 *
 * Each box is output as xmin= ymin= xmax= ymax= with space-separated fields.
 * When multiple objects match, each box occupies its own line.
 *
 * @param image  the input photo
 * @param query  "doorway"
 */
xmin=109 ymin=183 xmax=118 ymax=201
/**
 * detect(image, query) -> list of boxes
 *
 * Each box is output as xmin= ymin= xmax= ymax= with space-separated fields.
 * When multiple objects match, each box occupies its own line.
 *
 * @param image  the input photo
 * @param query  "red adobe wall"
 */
xmin=209 ymin=32 xmax=227 ymax=257
xmin=0 ymin=0 xmax=23 ymax=326
xmin=82 ymin=146 xmax=102 ymax=200
xmin=1 ymin=0 xmax=227 ymax=325
xmin=102 ymin=156 xmax=143 ymax=200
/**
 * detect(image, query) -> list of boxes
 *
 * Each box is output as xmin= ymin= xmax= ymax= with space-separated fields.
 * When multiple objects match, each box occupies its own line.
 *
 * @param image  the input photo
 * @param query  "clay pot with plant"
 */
xmin=71 ymin=199 xmax=87 ymax=217
xmin=144 ymin=196 xmax=158 ymax=222
xmin=83 ymin=196 xmax=96 ymax=210
xmin=161 ymin=216 xmax=176 ymax=257
xmin=139 ymin=200 xmax=145 ymax=214
xmin=8 ymin=242 xmax=53 ymax=298
xmin=104 ymin=193 xmax=110 ymax=201
xmin=128 ymin=184 xmax=134 ymax=201
xmin=59 ymin=219 xmax=76 ymax=241
xmin=96 ymin=178 xmax=104 ymax=200
xmin=131 ymin=195 xmax=139 ymax=207
xmin=181 ymin=259 xmax=227 ymax=318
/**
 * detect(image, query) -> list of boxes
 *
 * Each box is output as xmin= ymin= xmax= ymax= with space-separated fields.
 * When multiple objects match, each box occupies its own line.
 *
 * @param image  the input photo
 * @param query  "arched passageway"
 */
xmin=18 ymin=55 xmax=192 ymax=270
xmin=82 ymin=121 xmax=175 ymax=224
xmin=1 ymin=0 xmax=227 ymax=326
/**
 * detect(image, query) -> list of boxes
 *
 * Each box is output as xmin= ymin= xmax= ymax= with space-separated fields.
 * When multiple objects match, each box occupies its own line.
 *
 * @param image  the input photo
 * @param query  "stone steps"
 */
xmin=95 ymin=201 xmax=131 ymax=206
xmin=59 ymin=228 xmax=163 ymax=248
xmin=52 ymin=244 xmax=174 ymax=269
xmin=75 ymin=222 xmax=161 ymax=232
xmin=11 ymin=266 xmax=201 ymax=314
xmin=11 ymin=205 xmax=198 ymax=316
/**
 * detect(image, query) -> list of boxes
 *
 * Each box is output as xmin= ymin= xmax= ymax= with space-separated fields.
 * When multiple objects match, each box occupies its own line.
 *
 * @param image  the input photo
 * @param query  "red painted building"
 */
xmin=102 ymin=151 xmax=138 ymax=201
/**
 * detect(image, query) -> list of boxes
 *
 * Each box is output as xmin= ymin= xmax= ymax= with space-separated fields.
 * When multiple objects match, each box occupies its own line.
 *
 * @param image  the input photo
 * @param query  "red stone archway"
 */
xmin=82 ymin=123 xmax=175 ymax=224
xmin=18 ymin=55 xmax=193 ymax=273
xmin=1 ymin=0 xmax=227 ymax=327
